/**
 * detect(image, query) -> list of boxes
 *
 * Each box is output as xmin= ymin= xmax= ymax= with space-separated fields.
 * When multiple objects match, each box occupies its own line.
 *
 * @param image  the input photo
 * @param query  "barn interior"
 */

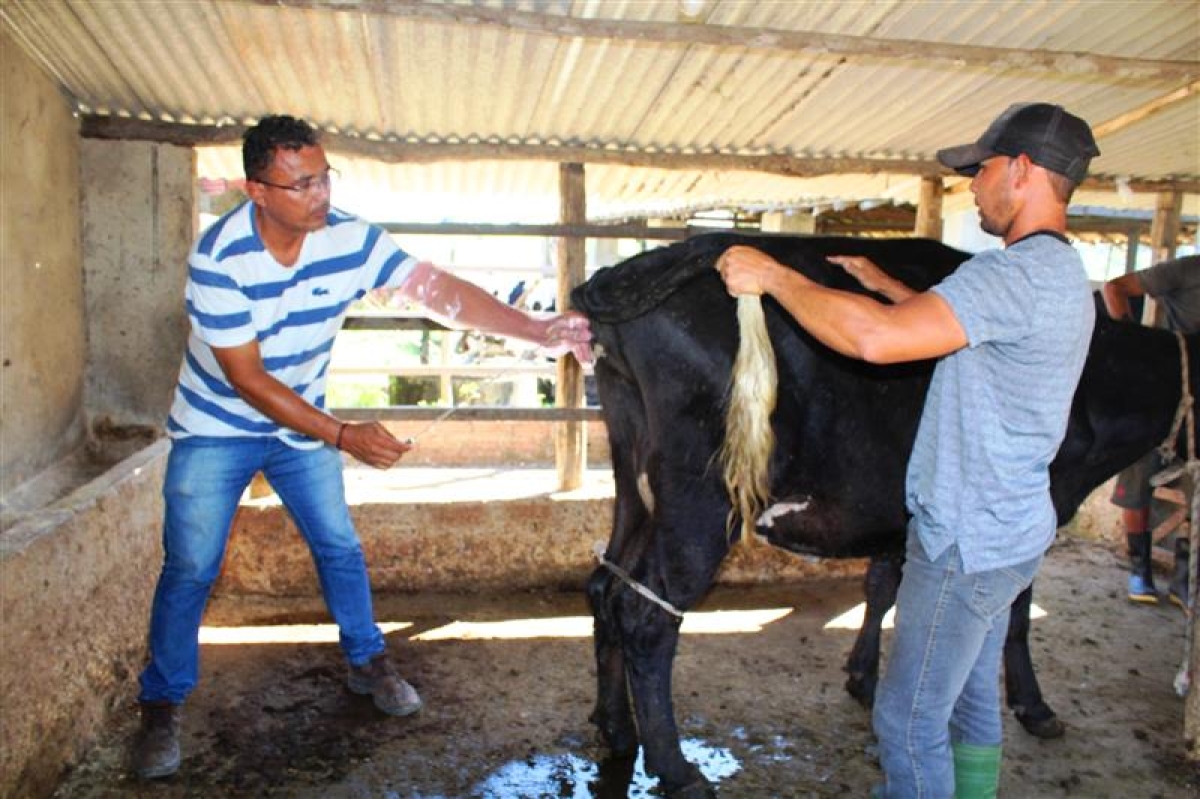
xmin=1 ymin=1 xmax=1199 ymax=795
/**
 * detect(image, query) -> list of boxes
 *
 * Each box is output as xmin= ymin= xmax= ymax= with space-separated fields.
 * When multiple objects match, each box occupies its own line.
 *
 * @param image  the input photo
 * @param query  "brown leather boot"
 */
xmin=133 ymin=700 xmax=181 ymax=779
xmin=347 ymin=653 xmax=423 ymax=716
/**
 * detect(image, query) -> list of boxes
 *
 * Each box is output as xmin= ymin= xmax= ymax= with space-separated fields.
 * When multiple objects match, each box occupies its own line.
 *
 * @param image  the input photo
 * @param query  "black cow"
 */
xmin=571 ymin=232 xmax=1194 ymax=798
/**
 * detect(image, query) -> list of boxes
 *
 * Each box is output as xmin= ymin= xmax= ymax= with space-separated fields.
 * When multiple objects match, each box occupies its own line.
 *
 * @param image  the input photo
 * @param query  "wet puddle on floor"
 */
xmin=467 ymin=738 xmax=741 ymax=798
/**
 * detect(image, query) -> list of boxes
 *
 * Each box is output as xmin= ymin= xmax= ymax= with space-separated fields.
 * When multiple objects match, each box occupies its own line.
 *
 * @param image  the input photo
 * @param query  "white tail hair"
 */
xmin=718 ymin=294 xmax=777 ymax=544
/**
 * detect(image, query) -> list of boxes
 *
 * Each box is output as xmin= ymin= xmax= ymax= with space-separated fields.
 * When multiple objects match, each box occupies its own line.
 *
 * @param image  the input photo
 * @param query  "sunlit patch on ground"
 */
xmin=199 ymin=621 xmax=411 ymax=644
xmin=413 ymin=607 xmax=794 ymax=640
xmin=201 ymin=608 xmax=796 ymax=645
xmin=823 ymin=600 xmax=1046 ymax=632
xmin=200 ymin=601 xmax=1045 ymax=645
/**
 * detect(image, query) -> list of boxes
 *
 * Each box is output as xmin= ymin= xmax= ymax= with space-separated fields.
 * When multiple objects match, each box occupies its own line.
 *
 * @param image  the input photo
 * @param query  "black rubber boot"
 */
xmin=133 ymin=700 xmax=181 ymax=779
xmin=1126 ymin=531 xmax=1158 ymax=604
xmin=1168 ymin=537 xmax=1191 ymax=611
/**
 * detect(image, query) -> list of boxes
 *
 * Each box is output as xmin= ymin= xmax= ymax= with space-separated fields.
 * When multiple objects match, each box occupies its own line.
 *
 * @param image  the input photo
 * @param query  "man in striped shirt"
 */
xmin=133 ymin=115 xmax=592 ymax=780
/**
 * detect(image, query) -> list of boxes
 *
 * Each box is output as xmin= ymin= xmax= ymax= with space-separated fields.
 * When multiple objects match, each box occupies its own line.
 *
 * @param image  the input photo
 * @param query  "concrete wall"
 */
xmin=218 ymin=491 xmax=872 ymax=605
xmin=0 ymin=28 xmax=88 ymax=497
xmin=0 ymin=440 xmax=168 ymax=798
xmin=0 ymin=30 xmax=190 ymax=797
xmin=80 ymin=138 xmax=194 ymax=428
xmin=214 ymin=472 xmax=1125 ymax=604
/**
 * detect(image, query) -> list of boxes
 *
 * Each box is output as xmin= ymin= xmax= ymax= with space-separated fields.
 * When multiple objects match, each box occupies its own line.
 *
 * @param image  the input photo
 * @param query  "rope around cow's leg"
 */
xmin=592 ymin=542 xmax=685 ymax=619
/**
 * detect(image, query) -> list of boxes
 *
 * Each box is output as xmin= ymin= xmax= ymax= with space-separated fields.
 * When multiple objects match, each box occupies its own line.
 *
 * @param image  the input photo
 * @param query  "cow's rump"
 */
xmin=573 ymin=232 xmax=970 ymax=559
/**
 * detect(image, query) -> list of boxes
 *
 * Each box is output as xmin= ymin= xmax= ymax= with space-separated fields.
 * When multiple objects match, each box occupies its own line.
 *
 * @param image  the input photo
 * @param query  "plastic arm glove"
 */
xmin=541 ymin=311 xmax=594 ymax=365
xmin=397 ymin=261 xmax=594 ymax=363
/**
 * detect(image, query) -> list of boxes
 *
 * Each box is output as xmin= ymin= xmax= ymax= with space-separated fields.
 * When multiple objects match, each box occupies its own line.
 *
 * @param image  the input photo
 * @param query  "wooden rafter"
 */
xmin=1092 ymin=80 xmax=1200 ymax=139
xmin=79 ymin=115 xmax=1200 ymax=194
xmin=80 ymin=115 xmax=945 ymax=178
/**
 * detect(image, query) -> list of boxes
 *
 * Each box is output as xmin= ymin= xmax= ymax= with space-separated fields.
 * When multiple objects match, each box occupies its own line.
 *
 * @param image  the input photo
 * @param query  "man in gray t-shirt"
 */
xmin=718 ymin=102 xmax=1098 ymax=799
xmin=1102 ymin=253 xmax=1200 ymax=606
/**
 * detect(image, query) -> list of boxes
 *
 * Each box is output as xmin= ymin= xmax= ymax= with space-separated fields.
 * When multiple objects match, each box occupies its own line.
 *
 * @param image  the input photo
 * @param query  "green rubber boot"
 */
xmin=953 ymin=742 xmax=1001 ymax=799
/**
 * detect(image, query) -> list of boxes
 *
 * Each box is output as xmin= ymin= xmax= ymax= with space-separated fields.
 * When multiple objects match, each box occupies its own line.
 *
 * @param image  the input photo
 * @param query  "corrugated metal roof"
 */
xmin=4 ymin=0 xmax=1198 ymax=222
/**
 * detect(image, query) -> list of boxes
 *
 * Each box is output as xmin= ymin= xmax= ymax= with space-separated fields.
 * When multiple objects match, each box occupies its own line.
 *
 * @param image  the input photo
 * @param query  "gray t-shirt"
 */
xmin=905 ymin=233 xmax=1095 ymax=573
xmin=1137 ymin=254 xmax=1200 ymax=334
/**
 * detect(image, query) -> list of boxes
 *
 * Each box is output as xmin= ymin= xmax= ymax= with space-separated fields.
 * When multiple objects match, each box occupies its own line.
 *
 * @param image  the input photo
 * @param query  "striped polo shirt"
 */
xmin=166 ymin=201 xmax=417 ymax=447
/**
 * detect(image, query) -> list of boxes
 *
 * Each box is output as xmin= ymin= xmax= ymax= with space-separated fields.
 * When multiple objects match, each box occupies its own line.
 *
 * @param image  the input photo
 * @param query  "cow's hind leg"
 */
xmin=587 ymin=563 xmax=638 ymax=756
xmin=1004 ymin=583 xmax=1065 ymax=738
xmin=845 ymin=554 xmax=903 ymax=707
xmin=618 ymin=591 xmax=712 ymax=798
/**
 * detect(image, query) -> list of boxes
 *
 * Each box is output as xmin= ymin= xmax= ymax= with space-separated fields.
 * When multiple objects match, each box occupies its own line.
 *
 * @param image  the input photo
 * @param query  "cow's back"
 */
xmin=576 ymin=233 xmax=963 ymax=322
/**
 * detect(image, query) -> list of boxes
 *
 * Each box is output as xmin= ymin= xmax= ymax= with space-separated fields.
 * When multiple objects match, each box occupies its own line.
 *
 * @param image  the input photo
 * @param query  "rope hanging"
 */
xmin=1160 ymin=332 xmax=1199 ymax=698
xmin=1156 ymin=332 xmax=1194 ymax=468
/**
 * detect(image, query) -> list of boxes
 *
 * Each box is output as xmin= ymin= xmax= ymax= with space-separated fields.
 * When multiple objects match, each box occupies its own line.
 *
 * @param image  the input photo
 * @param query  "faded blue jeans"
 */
xmin=138 ymin=436 xmax=385 ymax=704
xmin=872 ymin=532 xmax=1042 ymax=798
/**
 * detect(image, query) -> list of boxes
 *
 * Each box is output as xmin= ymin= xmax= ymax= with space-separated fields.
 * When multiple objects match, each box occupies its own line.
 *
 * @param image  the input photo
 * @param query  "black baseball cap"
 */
xmin=937 ymin=103 xmax=1100 ymax=183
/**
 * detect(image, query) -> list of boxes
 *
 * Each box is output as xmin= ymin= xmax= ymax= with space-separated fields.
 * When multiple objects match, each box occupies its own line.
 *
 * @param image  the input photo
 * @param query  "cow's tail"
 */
xmin=719 ymin=294 xmax=777 ymax=545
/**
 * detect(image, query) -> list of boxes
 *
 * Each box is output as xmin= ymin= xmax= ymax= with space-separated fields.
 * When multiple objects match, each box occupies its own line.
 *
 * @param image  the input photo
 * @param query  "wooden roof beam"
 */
xmin=80 ymin=115 xmax=1200 ymax=194
xmin=79 ymin=115 xmax=944 ymax=178
xmin=1092 ymin=80 xmax=1200 ymax=138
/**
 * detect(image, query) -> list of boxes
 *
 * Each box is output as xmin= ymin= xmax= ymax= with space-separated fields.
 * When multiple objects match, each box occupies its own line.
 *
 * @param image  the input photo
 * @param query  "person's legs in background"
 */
xmin=1111 ymin=452 xmax=1161 ymax=603
xmin=1169 ymin=535 xmax=1191 ymax=610
xmin=1122 ymin=507 xmax=1159 ymax=603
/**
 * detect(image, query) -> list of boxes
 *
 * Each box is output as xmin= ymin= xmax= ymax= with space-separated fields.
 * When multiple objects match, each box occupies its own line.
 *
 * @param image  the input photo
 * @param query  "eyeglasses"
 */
xmin=253 ymin=166 xmax=339 ymax=195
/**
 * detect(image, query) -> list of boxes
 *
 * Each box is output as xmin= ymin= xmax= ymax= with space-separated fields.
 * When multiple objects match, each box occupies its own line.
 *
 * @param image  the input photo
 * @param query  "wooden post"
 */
xmin=556 ymin=163 xmax=587 ymax=490
xmin=1145 ymin=187 xmax=1199 ymax=756
xmin=761 ymin=210 xmax=816 ymax=234
xmin=1123 ymin=226 xmax=1139 ymax=275
xmin=1186 ymin=475 xmax=1200 ymax=760
xmin=1143 ymin=190 xmax=1182 ymax=327
xmin=439 ymin=331 xmax=454 ymax=405
xmin=1150 ymin=190 xmax=1183 ymax=264
xmin=914 ymin=176 xmax=944 ymax=240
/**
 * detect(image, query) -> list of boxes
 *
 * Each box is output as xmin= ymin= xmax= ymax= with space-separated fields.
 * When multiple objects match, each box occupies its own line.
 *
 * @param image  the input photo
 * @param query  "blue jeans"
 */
xmin=138 ymin=437 xmax=385 ymax=704
xmin=872 ymin=533 xmax=1042 ymax=798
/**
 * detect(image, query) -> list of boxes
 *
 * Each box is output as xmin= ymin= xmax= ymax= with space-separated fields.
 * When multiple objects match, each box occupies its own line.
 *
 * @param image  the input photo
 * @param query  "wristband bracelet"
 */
xmin=335 ymin=422 xmax=347 ymax=450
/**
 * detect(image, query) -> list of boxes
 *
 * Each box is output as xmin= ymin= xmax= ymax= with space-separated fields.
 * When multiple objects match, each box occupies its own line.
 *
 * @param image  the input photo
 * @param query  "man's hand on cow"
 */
xmin=541 ymin=311 xmax=594 ymax=364
xmin=716 ymin=246 xmax=783 ymax=297
xmin=339 ymin=421 xmax=412 ymax=469
xmin=827 ymin=256 xmax=888 ymax=292
xmin=827 ymin=255 xmax=916 ymax=304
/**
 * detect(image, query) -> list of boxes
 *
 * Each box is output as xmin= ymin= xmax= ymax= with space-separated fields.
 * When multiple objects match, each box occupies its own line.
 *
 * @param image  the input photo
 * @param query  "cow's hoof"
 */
xmin=844 ymin=674 xmax=876 ymax=709
xmin=589 ymin=712 xmax=638 ymax=756
xmin=1015 ymin=708 xmax=1066 ymax=739
xmin=667 ymin=774 xmax=716 ymax=799
xmin=592 ymin=752 xmax=638 ymax=797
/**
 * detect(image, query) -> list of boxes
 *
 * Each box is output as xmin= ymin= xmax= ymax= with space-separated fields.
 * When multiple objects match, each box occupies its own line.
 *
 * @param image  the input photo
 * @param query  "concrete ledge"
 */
xmin=215 ymin=469 xmax=1130 ymax=607
xmin=216 ymin=466 xmax=871 ymax=602
xmin=0 ymin=438 xmax=168 ymax=798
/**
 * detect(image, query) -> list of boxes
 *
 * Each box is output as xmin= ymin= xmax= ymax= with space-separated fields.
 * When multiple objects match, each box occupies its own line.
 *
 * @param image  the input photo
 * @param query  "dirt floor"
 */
xmin=54 ymin=534 xmax=1199 ymax=798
